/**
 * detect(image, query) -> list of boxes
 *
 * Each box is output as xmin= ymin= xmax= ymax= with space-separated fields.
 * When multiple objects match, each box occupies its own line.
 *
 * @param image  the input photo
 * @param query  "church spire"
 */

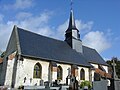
xmin=65 ymin=0 xmax=80 ymax=39
xmin=65 ymin=0 xmax=83 ymax=53
xmin=67 ymin=0 xmax=78 ymax=31
xmin=67 ymin=9 xmax=77 ymax=30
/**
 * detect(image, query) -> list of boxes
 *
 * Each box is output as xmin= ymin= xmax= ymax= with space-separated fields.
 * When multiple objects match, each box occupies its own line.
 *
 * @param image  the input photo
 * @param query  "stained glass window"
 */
xmin=57 ymin=66 xmax=63 ymax=80
xmin=80 ymin=68 xmax=85 ymax=80
xmin=33 ymin=63 xmax=42 ymax=78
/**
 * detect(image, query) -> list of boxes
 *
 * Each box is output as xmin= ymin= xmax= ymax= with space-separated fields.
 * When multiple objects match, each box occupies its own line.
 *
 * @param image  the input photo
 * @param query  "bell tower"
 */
xmin=65 ymin=1 xmax=83 ymax=53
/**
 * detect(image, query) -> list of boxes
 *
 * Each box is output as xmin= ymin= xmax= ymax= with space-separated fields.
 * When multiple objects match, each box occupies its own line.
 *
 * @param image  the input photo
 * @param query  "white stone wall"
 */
xmin=91 ymin=63 xmax=108 ymax=73
xmin=4 ymin=57 xmax=90 ymax=88
xmin=78 ymin=66 xmax=89 ymax=82
xmin=102 ymin=65 xmax=108 ymax=73
xmin=90 ymin=63 xmax=109 ymax=81
xmin=4 ymin=58 xmax=15 ymax=87
xmin=90 ymin=63 xmax=98 ymax=81
xmin=91 ymin=70 xmax=95 ymax=81
xmin=14 ymin=58 xmax=49 ymax=88
xmin=14 ymin=58 xmax=90 ymax=87
xmin=57 ymin=63 xmax=71 ymax=84
xmin=55 ymin=64 xmax=90 ymax=84
xmin=91 ymin=63 xmax=98 ymax=68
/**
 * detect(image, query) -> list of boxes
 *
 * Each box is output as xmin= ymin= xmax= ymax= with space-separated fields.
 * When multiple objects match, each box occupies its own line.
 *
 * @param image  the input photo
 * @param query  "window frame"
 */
xmin=33 ymin=63 xmax=42 ymax=78
xmin=80 ymin=68 xmax=85 ymax=80
xmin=57 ymin=66 xmax=63 ymax=80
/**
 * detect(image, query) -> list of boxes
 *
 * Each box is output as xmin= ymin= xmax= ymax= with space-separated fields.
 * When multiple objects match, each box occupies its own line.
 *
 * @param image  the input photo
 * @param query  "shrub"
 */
xmin=80 ymin=80 xmax=92 ymax=90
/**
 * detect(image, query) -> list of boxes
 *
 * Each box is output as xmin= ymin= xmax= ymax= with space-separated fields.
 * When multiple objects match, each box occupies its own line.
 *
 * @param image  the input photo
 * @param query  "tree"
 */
xmin=106 ymin=57 xmax=120 ymax=78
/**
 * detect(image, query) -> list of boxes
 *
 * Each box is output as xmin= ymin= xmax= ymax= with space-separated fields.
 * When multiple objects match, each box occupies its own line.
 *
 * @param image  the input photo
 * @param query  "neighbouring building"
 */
xmin=0 ymin=8 xmax=111 ymax=88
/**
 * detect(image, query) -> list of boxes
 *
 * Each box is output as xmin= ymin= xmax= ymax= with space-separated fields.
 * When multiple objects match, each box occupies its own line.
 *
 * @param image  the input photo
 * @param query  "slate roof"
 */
xmin=82 ymin=46 xmax=108 ymax=65
xmin=7 ymin=26 xmax=107 ymax=67
xmin=17 ymin=27 xmax=91 ymax=67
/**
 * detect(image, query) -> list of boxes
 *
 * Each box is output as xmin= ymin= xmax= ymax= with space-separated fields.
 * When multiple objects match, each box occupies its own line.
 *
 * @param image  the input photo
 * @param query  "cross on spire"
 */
xmin=65 ymin=0 xmax=82 ymax=53
xmin=70 ymin=0 xmax=73 ymax=10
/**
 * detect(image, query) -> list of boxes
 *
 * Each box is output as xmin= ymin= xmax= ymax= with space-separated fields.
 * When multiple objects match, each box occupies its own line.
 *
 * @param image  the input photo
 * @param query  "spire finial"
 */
xmin=70 ymin=0 xmax=73 ymax=10
xmin=67 ymin=0 xmax=77 ymax=30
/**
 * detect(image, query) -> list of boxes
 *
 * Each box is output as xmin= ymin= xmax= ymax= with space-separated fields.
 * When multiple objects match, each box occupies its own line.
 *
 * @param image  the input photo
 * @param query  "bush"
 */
xmin=18 ymin=85 xmax=24 ymax=89
xmin=80 ymin=80 xmax=92 ymax=90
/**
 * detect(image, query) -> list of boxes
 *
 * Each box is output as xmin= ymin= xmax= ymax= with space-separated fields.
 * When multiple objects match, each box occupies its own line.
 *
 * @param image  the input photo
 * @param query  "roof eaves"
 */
xmin=21 ymin=54 xmax=91 ymax=67
xmin=89 ymin=61 xmax=108 ymax=66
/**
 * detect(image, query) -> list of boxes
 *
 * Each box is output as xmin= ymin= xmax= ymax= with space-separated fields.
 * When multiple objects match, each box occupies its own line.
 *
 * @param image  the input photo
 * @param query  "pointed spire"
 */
xmin=65 ymin=0 xmax=82 ymax=53
xmin=68 ymin=9 xmax=77 ymax=29
xmin=67 ymin=0 xmax=78 ymax=31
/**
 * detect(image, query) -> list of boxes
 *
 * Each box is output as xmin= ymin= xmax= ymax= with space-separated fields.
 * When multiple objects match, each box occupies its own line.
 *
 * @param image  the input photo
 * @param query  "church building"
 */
xmin=0 ymin=8 xmax=111 ymax=88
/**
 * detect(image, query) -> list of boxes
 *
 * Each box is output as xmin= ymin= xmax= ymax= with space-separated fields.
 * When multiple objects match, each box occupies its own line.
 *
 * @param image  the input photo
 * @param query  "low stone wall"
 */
xmin=0 ymin=85 xmax=70 ymax=90
xmin=114 ymin=80 xmax=120 ymax=90
xmin=24 ymin=86 xmax=45 ymax=89
xmin=93 ymin=80 xmax=108 ymax=90
xmin=0 ymin=86 xmax=8 ymax=90
xmin=24 ymin=85 xmax=69 ymax=90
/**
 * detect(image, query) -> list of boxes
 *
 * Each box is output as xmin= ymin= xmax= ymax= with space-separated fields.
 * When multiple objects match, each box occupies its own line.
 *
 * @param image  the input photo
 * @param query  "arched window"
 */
xmin=80 ymin=68 xmax=85 ymax=80
xmin=57 ymin=66 xmax=63 ymax=80
xmin=33 ymin=63 xmax=42 ymax=78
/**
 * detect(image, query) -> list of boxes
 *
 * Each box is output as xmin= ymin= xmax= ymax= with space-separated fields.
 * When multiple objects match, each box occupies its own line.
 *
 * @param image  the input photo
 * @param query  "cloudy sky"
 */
xmin=0 ymin=0 xmax=120 ymax=60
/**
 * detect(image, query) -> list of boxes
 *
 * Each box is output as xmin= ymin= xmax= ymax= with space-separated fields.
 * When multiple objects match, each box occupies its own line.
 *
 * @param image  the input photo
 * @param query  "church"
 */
xmin=0 ymin=8 xmax=111 ymax=88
